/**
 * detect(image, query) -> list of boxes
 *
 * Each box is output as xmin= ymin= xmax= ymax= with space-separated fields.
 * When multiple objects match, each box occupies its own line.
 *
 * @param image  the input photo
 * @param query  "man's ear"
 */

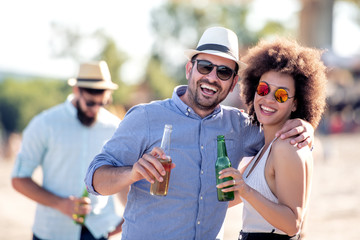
xmin=230 ymin=75 xmax=239 ymax=92
xmin=185 ymin=61 xmax=193 ymax=80
xmin=73 ymin=86 xmax=80 ymax=96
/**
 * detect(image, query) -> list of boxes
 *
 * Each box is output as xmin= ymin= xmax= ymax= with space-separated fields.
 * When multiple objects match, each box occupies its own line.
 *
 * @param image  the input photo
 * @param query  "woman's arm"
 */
xmin=218 ymin=141 xmax=312 ymax=236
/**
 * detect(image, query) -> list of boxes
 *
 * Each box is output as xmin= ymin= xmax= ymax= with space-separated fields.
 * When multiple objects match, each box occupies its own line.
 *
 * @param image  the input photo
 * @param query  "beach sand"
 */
xmin=1 ymin=133 xmax=359 ymax=240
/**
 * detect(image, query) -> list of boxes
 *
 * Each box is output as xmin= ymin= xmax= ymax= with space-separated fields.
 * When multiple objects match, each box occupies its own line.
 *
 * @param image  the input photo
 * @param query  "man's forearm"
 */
xmin=93 ymin=165 xmax=134 ymax=195
xmin=12 ymin=177 xmax=63 ymax=209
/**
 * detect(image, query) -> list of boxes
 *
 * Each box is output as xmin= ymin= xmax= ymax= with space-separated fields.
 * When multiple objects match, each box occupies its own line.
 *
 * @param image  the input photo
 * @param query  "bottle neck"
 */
xmin=161 ymin=127 xmax=172 ymax=156
xmin=217 ymin=140 xmax=227 ymax=157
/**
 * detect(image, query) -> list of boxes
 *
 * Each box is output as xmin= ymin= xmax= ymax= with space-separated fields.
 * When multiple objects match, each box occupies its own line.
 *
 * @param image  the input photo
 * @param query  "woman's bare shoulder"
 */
xmin=271 ymin=138 xmax=312 ymax=167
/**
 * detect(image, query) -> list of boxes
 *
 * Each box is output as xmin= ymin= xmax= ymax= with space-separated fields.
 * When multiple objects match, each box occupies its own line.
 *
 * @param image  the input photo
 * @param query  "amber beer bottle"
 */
xmin=150 ymin=124 xmax=173 ymax=196
xmin=215 ymin=135 xmax=234 ymax=201
xmin=73 ymin=188 xmax=89 ymax=225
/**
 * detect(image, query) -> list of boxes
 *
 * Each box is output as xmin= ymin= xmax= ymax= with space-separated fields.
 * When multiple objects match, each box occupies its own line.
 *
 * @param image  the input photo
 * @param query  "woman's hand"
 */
xmin=216 ymin=167 xmax=251 ymax=197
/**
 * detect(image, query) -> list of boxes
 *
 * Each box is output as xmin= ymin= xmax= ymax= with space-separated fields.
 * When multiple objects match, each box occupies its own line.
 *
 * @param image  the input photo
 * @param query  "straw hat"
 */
xmin=68 ymin=61 xmax=118 ymax=90
xmin=184 ymin=26 xmax=245 ymax=70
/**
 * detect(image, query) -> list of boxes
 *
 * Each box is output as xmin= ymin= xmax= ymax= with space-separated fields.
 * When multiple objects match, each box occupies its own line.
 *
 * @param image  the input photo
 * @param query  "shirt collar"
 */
xmin=171 ymin=85 xmax=221 ymax=119
xmin=65 ymin=94 xmax=77 ymax=117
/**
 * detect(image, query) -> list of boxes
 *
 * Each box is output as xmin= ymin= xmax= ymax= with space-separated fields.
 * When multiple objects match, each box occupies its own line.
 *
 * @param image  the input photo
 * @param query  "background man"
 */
xmin=12 ymin=61 xmax=125 ymax=240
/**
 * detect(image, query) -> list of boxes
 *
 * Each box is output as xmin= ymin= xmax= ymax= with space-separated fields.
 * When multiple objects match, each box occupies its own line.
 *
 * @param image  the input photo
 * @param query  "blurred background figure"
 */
xmin=11 ymin=61 xmax=126 ymax=240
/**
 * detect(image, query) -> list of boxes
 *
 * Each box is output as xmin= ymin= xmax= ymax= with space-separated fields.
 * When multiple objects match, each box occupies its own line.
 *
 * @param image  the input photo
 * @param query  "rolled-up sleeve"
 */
xmin=85 ymin=105 xmax=150 ymax=195
xmin=12 ymin=114 xmax=48 ymax=178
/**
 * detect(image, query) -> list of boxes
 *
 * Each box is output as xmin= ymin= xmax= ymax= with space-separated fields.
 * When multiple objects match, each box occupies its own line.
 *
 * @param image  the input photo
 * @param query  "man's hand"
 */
xmin=131 ymin=147 xmax=176 ymax=184
xmin=56 ymin=195 xmax=91 ymax=223
xmin=92 ymin=148 xmax=176 ymax=196
xmin=275 ymin=119 xmax=314 ymax=149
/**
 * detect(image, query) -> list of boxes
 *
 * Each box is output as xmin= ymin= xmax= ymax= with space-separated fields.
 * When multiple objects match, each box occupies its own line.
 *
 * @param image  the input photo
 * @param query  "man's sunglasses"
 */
xmin=84 ymin=100 xmax=106 ymax=108
xmin=80 ymin=92 xmax=107 ymax=107
xmin=192 ymin=59 xmax=235 ymax=81
xmin=256 ymin=81 xmax=295 ymax=103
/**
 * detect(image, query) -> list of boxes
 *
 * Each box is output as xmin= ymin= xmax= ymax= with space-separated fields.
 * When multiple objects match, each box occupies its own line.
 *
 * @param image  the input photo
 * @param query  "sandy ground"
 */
xmin=1 ymin=133 xmax=359 ymax=240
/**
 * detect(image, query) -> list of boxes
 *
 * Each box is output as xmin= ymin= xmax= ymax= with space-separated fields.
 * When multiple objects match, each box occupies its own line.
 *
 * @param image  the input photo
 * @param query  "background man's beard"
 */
xmin=76 ymin=100 xmax=96 ymax=127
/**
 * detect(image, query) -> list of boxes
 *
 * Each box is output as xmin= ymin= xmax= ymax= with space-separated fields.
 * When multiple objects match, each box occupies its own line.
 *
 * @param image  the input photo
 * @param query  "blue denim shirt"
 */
xmin=12 ymin=96 xmax=122 ymax=240
xmin=85 ymin=86 xmax=263 ymax=240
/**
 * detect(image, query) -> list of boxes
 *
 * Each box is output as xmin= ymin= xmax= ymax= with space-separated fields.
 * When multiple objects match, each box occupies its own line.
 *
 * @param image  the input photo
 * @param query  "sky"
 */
xmin=1 ymin=0 xmax=360 ymax=84
xmin=0 ymin=0 xmax=164 ymax=82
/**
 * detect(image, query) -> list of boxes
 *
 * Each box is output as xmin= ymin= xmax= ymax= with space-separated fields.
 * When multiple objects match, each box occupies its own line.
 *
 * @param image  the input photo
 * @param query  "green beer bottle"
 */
xmin=73 ymin=188 xmax=89 ymax=225
xmin=215 ymin=135 xmax=234 ymax=201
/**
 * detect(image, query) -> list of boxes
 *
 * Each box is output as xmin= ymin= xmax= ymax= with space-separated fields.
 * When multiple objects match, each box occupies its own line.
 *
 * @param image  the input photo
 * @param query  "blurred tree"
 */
xmin=0 ymin=78 xmax=69 ymax=136
xmin=93 ymin=31 xmax=131 ymax=105
xmin=299 ymin=0 xmax=360 ymax=49
xmin=298 ymin=0 xmax=335 ymax=49
xmin=50 ymin=23 xmax=131 ymax=105
xmin=342 ymin=0 xmax=360 ymax=7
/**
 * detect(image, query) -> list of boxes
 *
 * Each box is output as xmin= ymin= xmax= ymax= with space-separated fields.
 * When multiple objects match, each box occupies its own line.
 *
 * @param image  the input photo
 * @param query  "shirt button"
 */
xmin=187 ymin=108 xmax=191 ymax=112
xmin=201 ymin=170 xmax=204 ymax=174
xmin=186 ymin=112 xmax=189 ymax=116
xmin=201 ymin=145 xmax=204 ymax=149
xmin=200 ymin=196 xmax=203 ymax=200
xmin=197 ymin=221 xmax=200 ymax=225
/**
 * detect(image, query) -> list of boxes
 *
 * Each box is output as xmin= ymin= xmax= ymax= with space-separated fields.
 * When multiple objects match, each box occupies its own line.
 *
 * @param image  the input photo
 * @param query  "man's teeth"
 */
xmin=201 ymin=84 xmax=217 ymax=93
xmin=261 ymin=105 xmax=275 ymax=112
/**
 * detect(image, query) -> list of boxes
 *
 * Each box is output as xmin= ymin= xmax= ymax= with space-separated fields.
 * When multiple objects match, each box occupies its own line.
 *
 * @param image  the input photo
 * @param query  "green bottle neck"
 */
xmin=217 ymin=140 xmax=228 ymax=157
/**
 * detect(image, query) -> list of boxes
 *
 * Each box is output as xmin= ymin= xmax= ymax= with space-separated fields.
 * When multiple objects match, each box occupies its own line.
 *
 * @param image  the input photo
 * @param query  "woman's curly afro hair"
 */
xmin=240 ymin=38 xmax=327 ymax=129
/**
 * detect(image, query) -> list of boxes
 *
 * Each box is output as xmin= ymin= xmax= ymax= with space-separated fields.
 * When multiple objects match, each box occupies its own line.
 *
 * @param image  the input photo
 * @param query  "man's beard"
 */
xmin=189 ymin=79 xmax=228 ymax=111
xmin=76 ymin=100 xmax=96 ymax=127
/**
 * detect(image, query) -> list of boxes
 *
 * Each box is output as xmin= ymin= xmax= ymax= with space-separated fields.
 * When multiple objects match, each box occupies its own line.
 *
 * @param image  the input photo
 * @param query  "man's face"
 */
xmin=76 ymin=90 xmax=111 ymax=126
xmin=184 ymin=53 xmax=238 ymax=117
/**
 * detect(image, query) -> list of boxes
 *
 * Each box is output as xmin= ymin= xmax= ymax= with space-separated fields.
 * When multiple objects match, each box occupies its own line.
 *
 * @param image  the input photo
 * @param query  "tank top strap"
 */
xmin=258 ymin=136 xmax=278 ymax=167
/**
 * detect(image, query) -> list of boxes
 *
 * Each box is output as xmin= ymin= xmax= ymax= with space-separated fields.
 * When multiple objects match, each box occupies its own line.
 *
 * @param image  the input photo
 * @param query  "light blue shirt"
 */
xmin=85 ymin=86 xmax=264 ymax=240
xmin=12 ymin=96 xmax=122 ymax=240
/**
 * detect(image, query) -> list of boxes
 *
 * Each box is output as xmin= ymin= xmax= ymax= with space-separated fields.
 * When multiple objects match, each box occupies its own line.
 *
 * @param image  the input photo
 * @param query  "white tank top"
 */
xmin=241 ymin=137 xmax=286 ymax=234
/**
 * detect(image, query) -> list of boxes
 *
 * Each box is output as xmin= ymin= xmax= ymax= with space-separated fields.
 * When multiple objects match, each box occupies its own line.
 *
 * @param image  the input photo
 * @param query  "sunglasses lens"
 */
xmin=196 ymin=60 xmax=233 ymax=81
xmin=197 ymin=60 xmax=213 ymax=75
xmin=257 ymin=82 xmax=269 ymax=96
xmin=217 ymin=66 xmax=233 ymax=80
xmin=86 ymin=101 xmax=96 ymax=107
xmin=275 ymin=89 xmax=288 ymax=103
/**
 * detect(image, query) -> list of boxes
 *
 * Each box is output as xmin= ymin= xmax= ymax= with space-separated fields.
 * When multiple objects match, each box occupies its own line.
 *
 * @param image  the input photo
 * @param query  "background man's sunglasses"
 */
xmin=80 ymin=92 xmax=107 ymax=107
xmin=84 ymin=100 xmax=105 ymax=107
xmin=192 ymin=59 xmax=235 ymax=81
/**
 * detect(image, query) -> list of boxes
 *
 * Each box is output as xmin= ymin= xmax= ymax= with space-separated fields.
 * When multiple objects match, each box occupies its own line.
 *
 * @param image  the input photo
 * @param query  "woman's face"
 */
xmin=254 ymin=70 xmax=297 ymax=128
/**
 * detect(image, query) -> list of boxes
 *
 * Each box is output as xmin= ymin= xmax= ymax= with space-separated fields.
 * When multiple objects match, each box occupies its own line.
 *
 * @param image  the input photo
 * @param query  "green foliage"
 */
xmin=146 ymin=58 xmax=178 ymax=100
xmin=0 ymin=78 xmax=70 ymax=134
xmin=50 ymin=24 xmax=131 ymax=105
xmin=94 ymin=34 xmax=132 ymax=105
xmin=258 ymin=21 xmax=289 ymax=37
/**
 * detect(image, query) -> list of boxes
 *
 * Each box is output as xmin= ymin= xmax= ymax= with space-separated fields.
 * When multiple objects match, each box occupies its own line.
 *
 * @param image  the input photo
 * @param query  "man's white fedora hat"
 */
xmin=184 ymin=26 xmax=245 ymax=70
xmin=68 ymin=61 xmax=118 ymax=90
